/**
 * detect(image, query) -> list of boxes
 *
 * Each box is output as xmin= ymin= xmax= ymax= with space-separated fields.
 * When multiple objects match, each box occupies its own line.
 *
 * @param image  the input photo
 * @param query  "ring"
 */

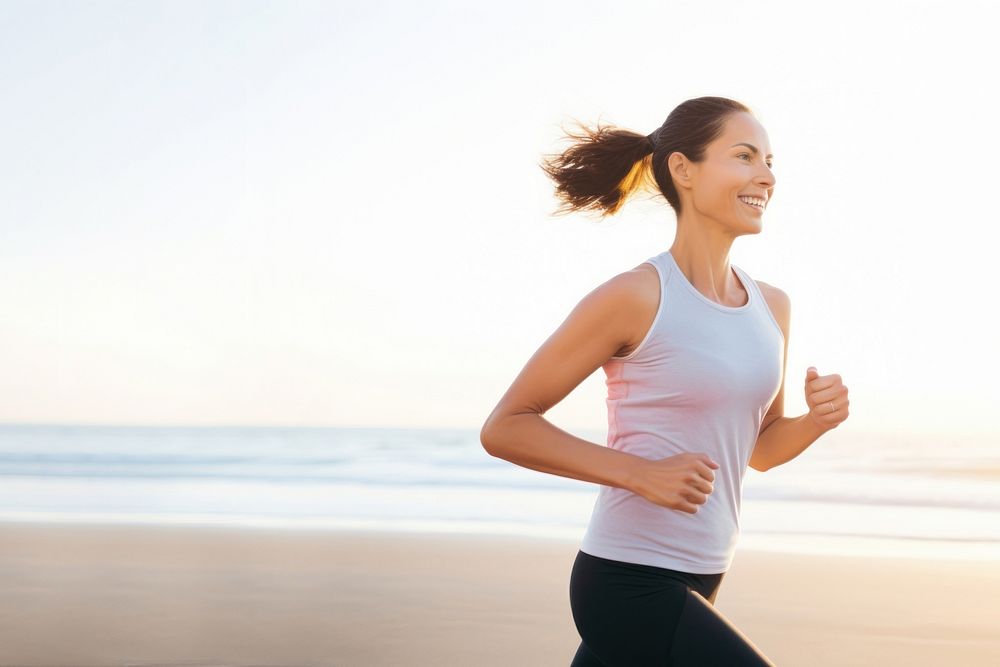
xmin=828 ymin=402 xmax=837 ymax=413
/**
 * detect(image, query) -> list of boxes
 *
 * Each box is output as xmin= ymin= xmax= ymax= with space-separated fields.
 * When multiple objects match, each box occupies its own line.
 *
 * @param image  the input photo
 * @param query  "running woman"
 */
xmin=480 ymin=96 xmax=850 ymax=666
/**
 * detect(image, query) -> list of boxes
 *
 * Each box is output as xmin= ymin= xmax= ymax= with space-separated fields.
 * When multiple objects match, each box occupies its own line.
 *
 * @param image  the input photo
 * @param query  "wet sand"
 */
xmin=1 ymin=522 xmax=998 ymax=666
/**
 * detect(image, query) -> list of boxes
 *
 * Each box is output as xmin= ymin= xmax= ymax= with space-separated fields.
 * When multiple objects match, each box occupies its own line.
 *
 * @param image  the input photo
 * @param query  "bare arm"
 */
xmin=482 ymin=416 xmax=644 ymax=489
xmin=481 ymin=267 xmax=718 ymax=513
xmin=480 ymin=272 xmax=649 ymax=490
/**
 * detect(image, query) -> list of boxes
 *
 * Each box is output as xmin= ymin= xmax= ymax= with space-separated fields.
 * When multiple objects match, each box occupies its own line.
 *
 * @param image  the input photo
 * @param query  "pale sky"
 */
xmin=2 ymin=0 xmax=998 ymax=439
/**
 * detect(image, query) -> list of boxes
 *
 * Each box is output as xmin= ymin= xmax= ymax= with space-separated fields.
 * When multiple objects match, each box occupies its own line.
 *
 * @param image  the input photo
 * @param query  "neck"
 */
xmin=667 ymin=235 xmax=743 ymax=305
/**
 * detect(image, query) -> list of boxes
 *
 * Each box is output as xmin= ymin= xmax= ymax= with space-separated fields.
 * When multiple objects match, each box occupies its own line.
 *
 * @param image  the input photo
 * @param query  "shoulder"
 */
xmin=592 ymin=260 xmax=659 ymax=308
xmin=583 ymin=261 xmax=660 ymax=357
xmin=564 ymin=261 xmax=659 ymax=328
xmin=614 ymin=261 xmax=661 ymax=313
xmin=754 ymin=279 xmax=791 ymax=332
xmin=754 ymin=280 xmax=790 ymax=308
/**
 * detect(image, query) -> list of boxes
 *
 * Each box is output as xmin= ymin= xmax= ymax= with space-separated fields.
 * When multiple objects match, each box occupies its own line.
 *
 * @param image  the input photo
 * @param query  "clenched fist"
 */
xmin=805 ymin=366 xmax=849 ymax=430
xmin=629 ymin=452 xmax=720 ymax=514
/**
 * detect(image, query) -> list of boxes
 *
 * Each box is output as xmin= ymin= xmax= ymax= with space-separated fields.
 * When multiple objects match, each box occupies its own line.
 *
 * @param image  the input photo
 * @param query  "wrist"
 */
xmin=617 ymin=451 xmax=645 ymax=493
xmin=805 ymin=412 xmax=835 ymax=434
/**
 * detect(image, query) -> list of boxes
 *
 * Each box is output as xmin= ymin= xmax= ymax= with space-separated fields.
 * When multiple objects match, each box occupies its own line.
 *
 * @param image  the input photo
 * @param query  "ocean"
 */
xmin=0 ymin=423 xmax=997 ymax=561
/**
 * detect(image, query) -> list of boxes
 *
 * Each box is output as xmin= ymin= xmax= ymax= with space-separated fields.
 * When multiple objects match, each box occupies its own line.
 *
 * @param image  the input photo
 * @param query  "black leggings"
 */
xmin=569 ymin=550 xmax=775 ymax=666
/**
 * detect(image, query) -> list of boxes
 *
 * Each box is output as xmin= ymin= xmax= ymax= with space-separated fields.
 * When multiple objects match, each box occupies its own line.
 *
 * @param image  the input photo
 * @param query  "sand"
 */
xmin=0 ymin=522 xmax=998 ymax=666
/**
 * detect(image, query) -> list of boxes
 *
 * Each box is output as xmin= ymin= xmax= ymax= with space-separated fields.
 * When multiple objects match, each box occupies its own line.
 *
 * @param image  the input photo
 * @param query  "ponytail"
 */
xmin=539 ymin=120 xmax=656 ymax=218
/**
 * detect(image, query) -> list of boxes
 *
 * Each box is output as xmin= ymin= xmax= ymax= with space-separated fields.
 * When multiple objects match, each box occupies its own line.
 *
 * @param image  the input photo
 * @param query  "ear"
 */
xmin=667 ymin=151 xmax=694 ymax=189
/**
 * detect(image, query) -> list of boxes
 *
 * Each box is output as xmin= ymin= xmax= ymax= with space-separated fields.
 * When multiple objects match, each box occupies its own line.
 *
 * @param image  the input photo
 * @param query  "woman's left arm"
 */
xmin=748 ymin=283 xmax=850 ymax=472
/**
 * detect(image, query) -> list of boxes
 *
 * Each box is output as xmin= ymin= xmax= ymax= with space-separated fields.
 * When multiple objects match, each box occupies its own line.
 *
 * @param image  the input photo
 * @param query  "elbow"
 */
xmin=480 ymin=415 xmax=505 ymax=458
xmin=481 ymin=407 xmax=541 ymax=458
xmin=479 ymin=422 xmax=495 ymax=455
xmin=748 ymin=452 xmax=771 ymax=473
xmin=481 ymin=409 xmax=532 ymax=459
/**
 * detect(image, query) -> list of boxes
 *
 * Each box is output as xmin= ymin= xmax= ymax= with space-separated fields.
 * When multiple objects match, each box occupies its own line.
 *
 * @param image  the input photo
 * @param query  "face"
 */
xmin=671 ymin=112 xmax=776 ymax=230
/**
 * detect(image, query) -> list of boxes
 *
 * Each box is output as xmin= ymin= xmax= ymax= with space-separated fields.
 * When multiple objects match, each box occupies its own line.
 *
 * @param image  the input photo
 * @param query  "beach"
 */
xmin=1 ymin=522 xmax=998 ymax=666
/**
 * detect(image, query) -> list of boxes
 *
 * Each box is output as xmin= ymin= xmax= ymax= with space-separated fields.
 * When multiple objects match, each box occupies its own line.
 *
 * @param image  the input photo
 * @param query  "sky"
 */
xmin=2 ymin=0 xmax=998 ymax=439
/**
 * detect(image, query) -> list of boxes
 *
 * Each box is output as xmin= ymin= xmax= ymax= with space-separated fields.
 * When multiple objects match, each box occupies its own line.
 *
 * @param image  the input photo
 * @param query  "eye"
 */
xmin=738 ymin=152 xmax=774 ymax=169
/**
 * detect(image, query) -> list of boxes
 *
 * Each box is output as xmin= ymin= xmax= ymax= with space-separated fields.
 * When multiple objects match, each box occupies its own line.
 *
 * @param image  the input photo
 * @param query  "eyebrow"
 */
xmin=731 ymin=143 xmax=773 ymax=159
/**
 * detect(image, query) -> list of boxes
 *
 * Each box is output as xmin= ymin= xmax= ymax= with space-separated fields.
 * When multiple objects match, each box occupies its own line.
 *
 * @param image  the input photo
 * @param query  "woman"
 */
xmin=480 ymin=96 xmax=850 ymax=666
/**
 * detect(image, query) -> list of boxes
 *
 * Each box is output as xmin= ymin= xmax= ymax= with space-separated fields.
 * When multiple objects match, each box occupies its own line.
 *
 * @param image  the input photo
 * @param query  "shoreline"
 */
xmin=2 ymin=521 xmax=999 ymax=666
xmin=2 ymin=514 xmax=998 ymax=563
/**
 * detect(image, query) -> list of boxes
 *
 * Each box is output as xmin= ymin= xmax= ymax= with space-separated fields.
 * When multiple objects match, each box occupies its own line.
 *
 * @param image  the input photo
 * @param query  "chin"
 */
xmin=733 ymin=220 xmax=763 ymax=236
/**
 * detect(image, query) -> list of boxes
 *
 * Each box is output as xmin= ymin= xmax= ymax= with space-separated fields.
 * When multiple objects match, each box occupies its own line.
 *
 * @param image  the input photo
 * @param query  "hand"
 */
xmin=805 ymin=366 xmax=849 ymax=430
xmin=629 ymin=452 xmax=719 ymax=514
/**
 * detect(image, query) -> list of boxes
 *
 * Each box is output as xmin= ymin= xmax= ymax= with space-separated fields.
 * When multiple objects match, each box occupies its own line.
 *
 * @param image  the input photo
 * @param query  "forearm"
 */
xmin=750 ymin=413 xmax=832 ymax=472
xmin=481 ymin=412 xmax=643 ymax=491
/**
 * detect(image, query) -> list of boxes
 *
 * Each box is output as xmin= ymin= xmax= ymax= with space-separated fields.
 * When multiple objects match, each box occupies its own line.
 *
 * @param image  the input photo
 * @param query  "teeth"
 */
xmin=739 ymin=196 xmax=764 ymax=209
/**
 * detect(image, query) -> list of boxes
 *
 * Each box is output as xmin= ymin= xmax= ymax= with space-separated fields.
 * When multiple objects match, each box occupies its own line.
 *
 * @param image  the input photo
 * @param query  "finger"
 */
xmin=808 ymin=373 xmax=842 ymax=392
xmin=807 ymin=376 xmax=833 ymax=392
xmin=811 ymin=398 xmax=846 ymax=418
xmin=682 ymin=487 xmax=709 ymax=505
xmin=687 ymin=472 xmax=713 ymax=493
xmin=811 ymin=406 xmax=833 ymax=419
xmin=807 ymin=380 xmax=845 ymax=401
xmin=695 ymin=460 xmax=717 ymax=482
xmin=807 ymin=386 xmax=845 ymax=405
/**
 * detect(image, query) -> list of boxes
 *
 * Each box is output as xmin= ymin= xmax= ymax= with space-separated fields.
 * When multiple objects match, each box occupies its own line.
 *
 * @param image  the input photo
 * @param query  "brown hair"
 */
xmin=539 ymin=96 xmax=752 ymax=218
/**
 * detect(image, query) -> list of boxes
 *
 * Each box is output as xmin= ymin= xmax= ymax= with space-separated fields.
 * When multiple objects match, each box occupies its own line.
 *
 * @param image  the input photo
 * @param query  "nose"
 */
xmin=758 ymin=165 xmax=776 ymax=189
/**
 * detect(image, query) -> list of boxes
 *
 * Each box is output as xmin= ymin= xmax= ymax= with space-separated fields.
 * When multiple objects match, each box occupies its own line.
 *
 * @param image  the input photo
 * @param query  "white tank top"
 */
xmin=579 ymin=250 xmax=784 ymax=574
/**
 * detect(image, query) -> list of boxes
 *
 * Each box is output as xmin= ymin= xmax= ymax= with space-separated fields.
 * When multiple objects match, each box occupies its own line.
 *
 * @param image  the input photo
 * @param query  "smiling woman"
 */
xmin=483 ymin=95 xmax=846 ymax=666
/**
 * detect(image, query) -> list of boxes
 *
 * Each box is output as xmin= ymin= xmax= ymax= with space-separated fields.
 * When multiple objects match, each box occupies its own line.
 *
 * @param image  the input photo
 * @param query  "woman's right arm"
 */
xmin=480 ymin=267 xmax=718 ymax=513
xmin=479 ymin=270 xmax=649 ymax=489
